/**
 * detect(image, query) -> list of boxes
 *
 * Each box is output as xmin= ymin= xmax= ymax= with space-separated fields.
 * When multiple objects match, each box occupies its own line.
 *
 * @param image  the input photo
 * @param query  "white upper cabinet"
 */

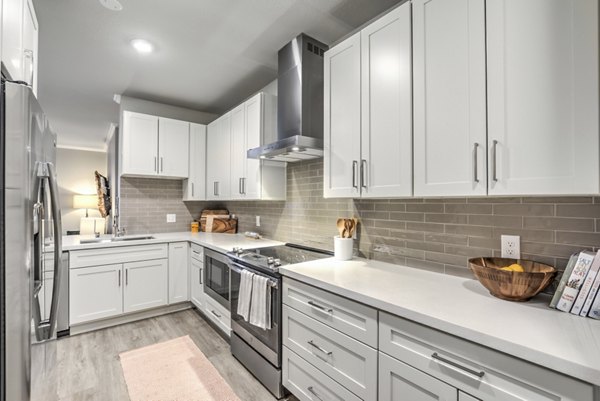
xmin=121 ymin=111 xmax=191 ymax=179
xmin=210 ymin=92 xmax=286 ymax=201
xmin=324 ymin=32 xmax=362 ymax=198
xmin=243 ymin=93 xmax=264 ymax=200
xmin=487 ymin=0 xmax=599 ymax=195
xmin=2 ymin=0 xmax=38 ymax=95
xmin=158 ymin=117 xmax=190 ymax=178
xmin=230 ymin=104 xmax=246 ymax=200
xmin=21 ymin=0 xmax=37 ymax=95
xmin=206 ymin=113 xmax=232 ymax=200
xmin=360 ymin=4 xmax=412 ymax=198
xmin=183 ymin=123 xmax=207 ymax=201
xmin=324 ymin=2 xmax=412 ymax=198
xmin=413 ymin=0 xmax=487 ymax=197
xmin=122 ymin=111 xmax=159 ymax=176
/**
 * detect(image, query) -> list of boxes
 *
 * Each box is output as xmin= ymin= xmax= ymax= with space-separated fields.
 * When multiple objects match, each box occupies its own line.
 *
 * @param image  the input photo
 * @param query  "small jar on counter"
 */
xmin=190 ymin=221 xmax=199 ymax=233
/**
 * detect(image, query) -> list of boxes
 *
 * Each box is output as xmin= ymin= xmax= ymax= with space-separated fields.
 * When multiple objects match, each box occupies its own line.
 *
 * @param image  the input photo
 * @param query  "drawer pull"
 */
xmin=308 ymin=300 xmax=333 ymax=314
xmin=307 ymin=386 xmax=326 ymax=401
xmin=211 ymin=310 xmax=222 ymax=319
xmin=308 ymin=340 xmax=333 ymax=356
xmin=431 ymin=352 xmax=485 ymax=378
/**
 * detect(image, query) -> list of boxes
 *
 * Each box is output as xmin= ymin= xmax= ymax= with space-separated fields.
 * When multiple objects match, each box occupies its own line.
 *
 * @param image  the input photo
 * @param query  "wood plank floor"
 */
xmin=33 ymin=309 xmax=298 ymax=401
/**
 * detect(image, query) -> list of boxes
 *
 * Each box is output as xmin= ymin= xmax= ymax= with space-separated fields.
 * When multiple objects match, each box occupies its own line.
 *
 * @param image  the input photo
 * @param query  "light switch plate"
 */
xmin=501 ymin=235 xmax=520 ymax=259
xmin=166 ymin=214 xmax=176 ymax=223
xmin=256 ymin=216 xmax=261 ymax=227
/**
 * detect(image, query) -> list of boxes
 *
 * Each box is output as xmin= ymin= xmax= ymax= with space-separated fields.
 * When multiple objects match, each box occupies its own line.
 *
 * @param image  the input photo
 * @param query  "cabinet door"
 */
xmin=22 ymin=0 xmax=38 ymax=96
xmin=123 ymin=259 xmax=168 ymax=313
xmin=487 ymin=0 xmax=599 ymax=195
xmin=2 ymin=0 xmax=24 ymax=81
xmin=183 ymin=123 xmax=207 ymax=200
xmin=190 ymin=258 xmax=204 ymax=309
xmin=323 ymin=32 xmax=362 ymax=198
xmin=413 ymin=0 xmax=487 ymax=197
xmin=379 ymin=352 xmax=457 ymax=401
xmin=360 ymin=3 xmax=412 ymax=198
xmin=69 ymin=264 xmax=123 ymax=325
xmin=158 ymin=117 xmax=189 ymax=178
xmin=230 ymin=104 xmax=246 ymax=200
xmin=244 ymin=93 xmax=263 ymax=200
xmin=207 ymin=113 xmax=231 ymax=199
xmin=168 ymin=242 xmax=189 ymax=304
xmin=206 ymin=119 xmax=220 ymax=200
xmin=121 ymin=111 xmax=159 ymax=176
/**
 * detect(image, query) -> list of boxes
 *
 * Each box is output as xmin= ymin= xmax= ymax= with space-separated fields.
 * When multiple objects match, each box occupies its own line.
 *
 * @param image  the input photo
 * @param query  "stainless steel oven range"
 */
xmin=227 ymin=244 xmax=332 ymax=399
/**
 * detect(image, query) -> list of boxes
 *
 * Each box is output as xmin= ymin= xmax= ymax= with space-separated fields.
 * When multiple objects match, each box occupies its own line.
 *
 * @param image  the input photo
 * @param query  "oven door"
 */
xmin=203 ymin=249 xmax=230 ymax=310
xmin=230 ymin=262 xmax=281 ymax=367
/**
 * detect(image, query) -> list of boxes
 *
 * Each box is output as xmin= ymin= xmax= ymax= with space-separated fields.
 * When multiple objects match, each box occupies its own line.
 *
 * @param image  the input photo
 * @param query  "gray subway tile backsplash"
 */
xmin=120 ymin=159 xmax=600 ymax=286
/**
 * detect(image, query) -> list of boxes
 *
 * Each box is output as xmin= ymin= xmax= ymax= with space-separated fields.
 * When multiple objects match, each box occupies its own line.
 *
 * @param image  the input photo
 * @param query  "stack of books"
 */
xmin=550 ymin=250 xmax=600 ymax=319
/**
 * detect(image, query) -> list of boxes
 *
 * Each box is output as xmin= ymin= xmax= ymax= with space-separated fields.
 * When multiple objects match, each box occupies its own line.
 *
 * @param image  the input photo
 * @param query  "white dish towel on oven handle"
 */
xmin=249 ymin=274 xmax=272 ymax=330
xmin=238 ymin=270 xmax=254 ymax=321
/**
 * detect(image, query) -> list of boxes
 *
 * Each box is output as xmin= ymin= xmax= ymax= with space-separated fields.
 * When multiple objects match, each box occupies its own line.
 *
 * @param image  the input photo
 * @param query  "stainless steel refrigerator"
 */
xmin=0 ymin=79 xmax=63 ymax=401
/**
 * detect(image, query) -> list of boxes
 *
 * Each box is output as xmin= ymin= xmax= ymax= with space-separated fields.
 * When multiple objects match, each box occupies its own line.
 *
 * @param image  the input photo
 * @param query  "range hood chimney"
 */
xmin=247 ymin=34 xmax=328 ymax=162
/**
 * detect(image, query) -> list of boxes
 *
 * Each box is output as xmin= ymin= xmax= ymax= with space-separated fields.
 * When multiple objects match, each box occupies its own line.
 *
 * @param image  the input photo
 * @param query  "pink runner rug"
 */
xmin=120 ymin=335 xmax=241 ymax=401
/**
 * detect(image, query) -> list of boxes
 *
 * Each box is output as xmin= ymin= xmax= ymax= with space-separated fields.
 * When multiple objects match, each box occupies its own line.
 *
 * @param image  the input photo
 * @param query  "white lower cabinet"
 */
xmin=123 ymin=259 xmax=168 ymax=313
xmin=70 ymin=264 xmax=123 ymax=325
xmin=168 ymin=242 xmax=189 ymax=304
xmin=379 ymin=352 xmax=457 ymax=401
xmin=190 ymin=257 xmax=204 ymax=309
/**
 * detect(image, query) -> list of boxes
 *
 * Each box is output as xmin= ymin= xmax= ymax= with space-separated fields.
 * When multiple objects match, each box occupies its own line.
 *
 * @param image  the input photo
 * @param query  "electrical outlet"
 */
xmin=166 ymin=214 xmax=176 ymax=223
xmin=501 ymin=235 xmax=520 ymax=259
xmin=256 ymin=216 xmax=261 ymax=227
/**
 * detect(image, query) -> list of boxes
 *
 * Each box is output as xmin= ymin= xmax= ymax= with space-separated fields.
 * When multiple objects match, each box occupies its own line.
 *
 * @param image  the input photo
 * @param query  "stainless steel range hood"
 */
xmin=247 ymin=34 xmax=328 ymax=162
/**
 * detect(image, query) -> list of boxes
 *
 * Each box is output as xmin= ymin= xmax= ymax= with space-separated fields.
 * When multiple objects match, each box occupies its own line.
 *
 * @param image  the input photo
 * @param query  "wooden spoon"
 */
xmin=348 ymin=218 xmax=357 ymax=238
xmin=337 ymin=218 xmax=345 ymax=238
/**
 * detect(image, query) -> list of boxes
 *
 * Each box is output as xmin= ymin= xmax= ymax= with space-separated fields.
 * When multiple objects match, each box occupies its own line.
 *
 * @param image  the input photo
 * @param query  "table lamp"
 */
xmin=73 ymin=194 xmax=105 ymax=235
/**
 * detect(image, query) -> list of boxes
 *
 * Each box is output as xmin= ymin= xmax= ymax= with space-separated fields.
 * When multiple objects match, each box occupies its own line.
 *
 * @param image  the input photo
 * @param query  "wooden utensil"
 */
xmin=337 ymin=218 xmax=346 ymax=238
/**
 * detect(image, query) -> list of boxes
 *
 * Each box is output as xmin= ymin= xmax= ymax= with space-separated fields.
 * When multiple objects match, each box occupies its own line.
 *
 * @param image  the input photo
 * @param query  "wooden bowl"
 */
xmin=468 ymin=257 xmax=557 ymax=302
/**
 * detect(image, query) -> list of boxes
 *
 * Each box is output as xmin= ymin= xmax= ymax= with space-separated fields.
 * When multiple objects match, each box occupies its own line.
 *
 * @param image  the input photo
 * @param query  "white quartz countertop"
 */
xmin=55 ymin=232 xmax=284 ymax=254
xmin=279 ymin=257 xmax=600 ymax=386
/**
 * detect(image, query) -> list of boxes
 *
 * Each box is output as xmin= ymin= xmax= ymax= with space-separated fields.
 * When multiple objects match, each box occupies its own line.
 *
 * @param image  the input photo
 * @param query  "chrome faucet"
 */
xmin=112 ymin=216 xmax=126 ymax=238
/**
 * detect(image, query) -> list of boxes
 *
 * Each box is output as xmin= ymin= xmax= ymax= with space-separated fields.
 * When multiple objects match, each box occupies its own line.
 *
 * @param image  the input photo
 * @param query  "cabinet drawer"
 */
xmin=283 ymin=305 xmax=377 ymax=401
xmin=204 ymin=295 xmax=230 ymax=336
xmin=70 ymin=243 xmax=168 ymax=268
xmin=283 ymin=278 xmax=377 ymax=347
xmin=379 ymin=312 xmax=594 ymax=401
xmin=379 ymin=352 xmax=457 ymax=401
xmin=283 ymin=347 xmax=362 ymax=401
xmin=190 ymin=243 xmax=204 ymax=261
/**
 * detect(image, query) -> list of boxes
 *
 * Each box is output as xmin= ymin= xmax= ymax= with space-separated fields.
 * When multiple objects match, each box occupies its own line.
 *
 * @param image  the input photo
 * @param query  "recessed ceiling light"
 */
xmin=130 ymin=39 xmax=154 ymax=54
xmin=99 ymin=0 xmax=123 ymax=11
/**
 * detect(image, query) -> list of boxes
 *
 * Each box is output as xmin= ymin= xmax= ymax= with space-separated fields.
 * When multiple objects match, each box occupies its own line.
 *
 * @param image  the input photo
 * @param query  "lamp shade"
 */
xmin=73 ymin=194 xmax=97 ymax=210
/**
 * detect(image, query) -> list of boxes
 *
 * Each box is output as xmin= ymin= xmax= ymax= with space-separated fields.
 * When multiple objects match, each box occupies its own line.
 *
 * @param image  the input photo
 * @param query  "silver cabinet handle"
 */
xmin=125 ymin=269 xmax=129 ymax=285
xmin=160 ymin=157 xmax=164 ymax=172
xmin=216 ymin=181 xmax=219 ymax=196
xmin=154 ymin=157 xmax=158 ymax=173
xmin=239 ymin=177 xmax=242 ymax=194
xmin=308 ymin=300 xmax=333 ymax=313
xmin=24 ymin=49 xmax=34 ymax=86
xmin=199 ymin=268 xmax=202 ymax=285
xmin=213 ymin=181 xmax=217 ymax=196
xmin=431 ymin=352 xmax=485 ymax=378
xmin=118 ymin=270 xmax=121 ymax=287
xmin=360 ymin=159 xmax=367 ymax=189
xmin=211 ymin=310 xmax=221 ymax=318
xmin=307 ymin=386 xmax=326 ymax=401
xmin=473 ymin=143 xmax=479 ymax=183
xmin=242 ymin=177 xmax=246 ymax=194
xmin=308 ymin=340 xmax=332 ymax=356
xmin=352 ymin=160 xmax=358 ymax=189
xmin=492 ymin=140 xmax=498 ymax=182
xmin=191 ymin=182 xmax=194 ymax=197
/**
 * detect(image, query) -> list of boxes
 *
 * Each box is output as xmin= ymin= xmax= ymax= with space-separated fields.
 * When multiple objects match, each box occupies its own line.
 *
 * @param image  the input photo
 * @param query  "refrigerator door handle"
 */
xmin=34 ymin=162 xmax=63 ymax=341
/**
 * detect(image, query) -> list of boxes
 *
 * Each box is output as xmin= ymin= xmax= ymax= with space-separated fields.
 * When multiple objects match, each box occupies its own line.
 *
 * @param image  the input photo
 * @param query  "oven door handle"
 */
xmin=229 ymin=262 xmax=278 ymax=289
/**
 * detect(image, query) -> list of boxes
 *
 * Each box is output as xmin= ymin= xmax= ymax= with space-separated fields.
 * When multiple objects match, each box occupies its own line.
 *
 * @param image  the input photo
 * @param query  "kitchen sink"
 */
xmin=79 ymin=235 xmax=155 ymax=244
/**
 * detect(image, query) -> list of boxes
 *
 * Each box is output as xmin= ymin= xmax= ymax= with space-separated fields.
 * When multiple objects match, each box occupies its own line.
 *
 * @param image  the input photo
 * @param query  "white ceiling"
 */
xmin=33 ymin=0 xmax=401 ymax=151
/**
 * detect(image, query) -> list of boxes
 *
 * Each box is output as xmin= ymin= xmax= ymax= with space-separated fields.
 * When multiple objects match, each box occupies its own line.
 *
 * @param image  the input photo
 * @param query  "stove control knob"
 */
xmin=267 ymin=257 xmax=275 ymax=265
xmin=273 ymin=258 xmax=282 ymax=267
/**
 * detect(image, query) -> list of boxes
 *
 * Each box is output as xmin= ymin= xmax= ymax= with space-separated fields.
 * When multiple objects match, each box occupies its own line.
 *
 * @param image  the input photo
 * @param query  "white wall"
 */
xmin=119 ymin=96 xmax=218 ymax=125
xmin=56 ymin=147 xmax=108 ymax=234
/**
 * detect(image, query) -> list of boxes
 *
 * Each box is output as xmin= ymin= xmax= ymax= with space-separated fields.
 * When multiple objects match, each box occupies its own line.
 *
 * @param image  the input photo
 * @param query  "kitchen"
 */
xmin=2 ymin=0 xmax=600 ymax=401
